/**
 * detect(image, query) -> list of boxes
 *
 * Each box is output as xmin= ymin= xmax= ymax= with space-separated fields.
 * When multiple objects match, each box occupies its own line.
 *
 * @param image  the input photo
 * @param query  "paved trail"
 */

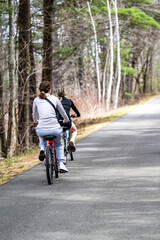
xmin=0 ymin=97 xmax=160 ymax=240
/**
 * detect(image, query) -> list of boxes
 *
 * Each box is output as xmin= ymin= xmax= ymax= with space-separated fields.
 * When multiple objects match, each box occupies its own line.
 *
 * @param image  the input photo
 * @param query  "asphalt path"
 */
xmin=0 ymin=97 xmax=160 ymax=240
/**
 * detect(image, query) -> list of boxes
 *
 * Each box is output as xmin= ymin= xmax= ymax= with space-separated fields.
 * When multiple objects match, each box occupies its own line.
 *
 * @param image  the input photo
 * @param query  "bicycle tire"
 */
xmin=63 ymin=137 xmax=68 ymax=164
xmin=46 ymin=146 xmax=53 ymax=185
xmin=54 ymin=149 xmax=59 ymax=178
xmin=68 ymin=131 xmax=74 ymax=161
xmin=70 ymin=151 xmax=74 ymax=161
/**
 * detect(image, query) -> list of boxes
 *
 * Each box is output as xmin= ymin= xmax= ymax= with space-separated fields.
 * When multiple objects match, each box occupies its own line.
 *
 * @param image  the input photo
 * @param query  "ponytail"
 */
xmin=58 ymin=88 xmax=66 ymax=101
xmin=59 ymin=96 xmax=63 ymax=102
xmin=39 ymin=91 xmax=46 ymax=99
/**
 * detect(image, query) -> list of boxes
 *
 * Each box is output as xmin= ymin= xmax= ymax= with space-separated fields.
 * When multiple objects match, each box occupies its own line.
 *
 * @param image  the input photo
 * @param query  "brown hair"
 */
xmin=39 ymin=81 xmax=51 ymax=99
xmin=57 ymin=88 xmax=66 ymax=101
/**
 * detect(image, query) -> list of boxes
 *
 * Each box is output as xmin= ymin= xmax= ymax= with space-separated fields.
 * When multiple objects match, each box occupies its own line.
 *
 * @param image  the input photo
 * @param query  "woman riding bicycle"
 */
xmin=32 ymin=81 xmax=70 ymax=173
xmin=58 ymin=88 xmax=81 ymax=152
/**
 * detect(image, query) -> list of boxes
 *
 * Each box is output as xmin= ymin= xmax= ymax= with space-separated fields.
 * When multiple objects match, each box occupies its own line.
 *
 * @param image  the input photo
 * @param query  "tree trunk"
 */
xmin=52 ymin=1 xmax=60 ymax=90
xmin=149 ymin=48 xmax=153 ymax=93
xmin=42 ymin=0 xmax=54 ymax=82
xmin=77 ymin=2 xmax=86 ymax=91
xmin=29 ymin=31 xmax=36 ymax=105
xmin=0 ymin=12 xmax=6 ymax=158
xmin=102 ymin=49 xmax=109 ymax=105
xmin=143 ymin=48 xmax=151 ymax=94
xmin=87 ymin=1 xmax=101 ymax=104
xmin=6 ymin=0 xmax=16 ymax=157
xmin=18 ymin=0 xmax=31 ymax=150
xmin=106 ymin=0 xmax=114 ymax=110
xmin=29 ymin=28 xmax=37 ymax=144
xmin=0 ymin=67 xmax=6 ymax=158
xmin=114 ymin=0 xmax=121 ymax=109
xmin=77 ymin=46 xmax=85 ymax=91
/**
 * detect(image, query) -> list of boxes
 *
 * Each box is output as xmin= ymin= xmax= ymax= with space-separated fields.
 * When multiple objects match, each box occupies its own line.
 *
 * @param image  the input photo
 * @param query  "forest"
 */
xmin=0 ymin=0 xmax=160 ymax=158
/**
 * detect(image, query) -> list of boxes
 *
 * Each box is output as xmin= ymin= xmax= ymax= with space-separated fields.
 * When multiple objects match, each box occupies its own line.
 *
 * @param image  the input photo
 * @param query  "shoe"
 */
xmin=39 ymin=150 xmax=45 ymax=161
xmin=59 ymin=162 xmax=68 ymax=173
xmin=69 ymin=141 xmax=76 ymax=152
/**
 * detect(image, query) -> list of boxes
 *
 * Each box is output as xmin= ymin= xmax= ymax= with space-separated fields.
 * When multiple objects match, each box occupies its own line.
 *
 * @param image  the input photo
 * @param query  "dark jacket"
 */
xmin=59 ymin=97 xmax=80 ymax=120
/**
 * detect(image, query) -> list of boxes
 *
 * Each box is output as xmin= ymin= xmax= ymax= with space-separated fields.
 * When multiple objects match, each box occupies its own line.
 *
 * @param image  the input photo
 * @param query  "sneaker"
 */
xmin=59 ymin=162 xmax=68 ymax=173
xmin=69 ymin=141 xmax=76 ymax=152
xmin=39 ymin=150 xmax=45 ymax=161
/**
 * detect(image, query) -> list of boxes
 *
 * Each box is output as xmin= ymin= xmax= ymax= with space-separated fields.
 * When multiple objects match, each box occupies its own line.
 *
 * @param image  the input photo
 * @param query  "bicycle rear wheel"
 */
xmin=64 ymin=137 xmax=68 ymax=164
xmin=53 ymin=149 xmax=59 ymax=178
xmin=46 ymin=146 xmax=53 ymax=184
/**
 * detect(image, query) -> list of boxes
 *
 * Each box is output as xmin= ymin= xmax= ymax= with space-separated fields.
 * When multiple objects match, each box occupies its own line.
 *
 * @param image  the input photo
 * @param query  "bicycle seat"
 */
xmin=44 ymin=135 xmax=57 ymax=140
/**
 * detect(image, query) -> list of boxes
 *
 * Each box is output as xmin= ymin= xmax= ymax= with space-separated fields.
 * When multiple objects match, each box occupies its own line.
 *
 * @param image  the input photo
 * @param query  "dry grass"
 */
xmin=75 ymin=93 xmax=159 ymax=139
xmin=0 ymin=94 xmax=158 ymax=186
xmin=0 ymin=150 xmax=39 ymax=186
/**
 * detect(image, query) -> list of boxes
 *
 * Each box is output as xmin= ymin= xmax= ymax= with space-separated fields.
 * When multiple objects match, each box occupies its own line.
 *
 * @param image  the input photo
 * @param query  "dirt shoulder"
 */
xmin=0 ymin=94 xmax=158 ymax=186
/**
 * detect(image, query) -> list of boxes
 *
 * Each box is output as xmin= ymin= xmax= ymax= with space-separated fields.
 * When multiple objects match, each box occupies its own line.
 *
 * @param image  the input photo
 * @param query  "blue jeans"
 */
xmin=36 ymin=127 xmax=65 ymax=164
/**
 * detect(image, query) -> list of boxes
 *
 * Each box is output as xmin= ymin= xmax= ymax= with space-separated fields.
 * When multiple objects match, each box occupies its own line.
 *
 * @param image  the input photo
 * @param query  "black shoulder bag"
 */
xmin=45 ymin=98 xmax=71 ymax=129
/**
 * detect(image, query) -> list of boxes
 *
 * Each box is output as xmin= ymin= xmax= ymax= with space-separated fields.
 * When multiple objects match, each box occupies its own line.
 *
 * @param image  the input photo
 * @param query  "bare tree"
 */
xmin=87 ymin=1 xmax=101 ymax=104
xmin=106 ymin=0 xmax=114 ymax=110
xmin=113 ymin=0 xmax=121 ymax=109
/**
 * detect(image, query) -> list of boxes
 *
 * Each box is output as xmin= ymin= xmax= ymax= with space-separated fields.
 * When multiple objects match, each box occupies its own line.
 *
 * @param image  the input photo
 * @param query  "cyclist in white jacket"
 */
xmin=33 ymin=81 xmax=70 ymax=173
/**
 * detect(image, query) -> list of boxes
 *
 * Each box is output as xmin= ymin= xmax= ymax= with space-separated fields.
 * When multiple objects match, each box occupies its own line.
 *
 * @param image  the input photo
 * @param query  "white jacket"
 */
xmin=32 ymin=93 xmax=69 ymax=129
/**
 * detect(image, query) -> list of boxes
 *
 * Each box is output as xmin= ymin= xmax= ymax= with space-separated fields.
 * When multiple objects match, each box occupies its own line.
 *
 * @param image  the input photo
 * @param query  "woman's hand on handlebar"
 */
xmin=70 ymin=114 xmax=76 ymax=118
xmin=70 ymin=114 xmax=80 ymax=118
xmin=63 ymin=120 xmax=70 ymax=124
xmin=34 ymin=122 xmax=38 ymax=127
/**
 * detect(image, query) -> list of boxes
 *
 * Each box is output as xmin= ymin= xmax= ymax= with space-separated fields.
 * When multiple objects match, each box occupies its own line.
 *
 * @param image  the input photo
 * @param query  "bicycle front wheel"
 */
xmin=46 ymin=146 xmax=53 ymax=185
xmin=70 ymin=151 xmax=74 ymax=161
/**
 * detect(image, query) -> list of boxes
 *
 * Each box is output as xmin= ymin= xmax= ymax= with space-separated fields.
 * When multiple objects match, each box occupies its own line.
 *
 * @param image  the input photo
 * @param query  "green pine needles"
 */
xmin=118 ymin=7 xmax=160 ymax=30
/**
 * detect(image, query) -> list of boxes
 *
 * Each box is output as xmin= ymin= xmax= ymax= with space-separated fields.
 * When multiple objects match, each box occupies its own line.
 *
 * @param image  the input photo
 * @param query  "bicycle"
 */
xmin=63 ymin=127 xmax=74 ymax=164
xmin=63 ymin=114 xmax=76 ymax=164
xmin=44 ymin=135 xmax=59 ymax=185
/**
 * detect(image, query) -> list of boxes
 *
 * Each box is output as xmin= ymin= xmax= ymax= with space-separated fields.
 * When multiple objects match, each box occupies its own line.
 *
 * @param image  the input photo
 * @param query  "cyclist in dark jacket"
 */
xmin=58 ymin=89 xmax=81 ymax=152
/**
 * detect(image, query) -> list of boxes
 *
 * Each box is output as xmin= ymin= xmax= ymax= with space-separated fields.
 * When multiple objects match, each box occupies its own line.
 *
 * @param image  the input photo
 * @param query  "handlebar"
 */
xmin=70 ymin=114 xmax=76 ymax=118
